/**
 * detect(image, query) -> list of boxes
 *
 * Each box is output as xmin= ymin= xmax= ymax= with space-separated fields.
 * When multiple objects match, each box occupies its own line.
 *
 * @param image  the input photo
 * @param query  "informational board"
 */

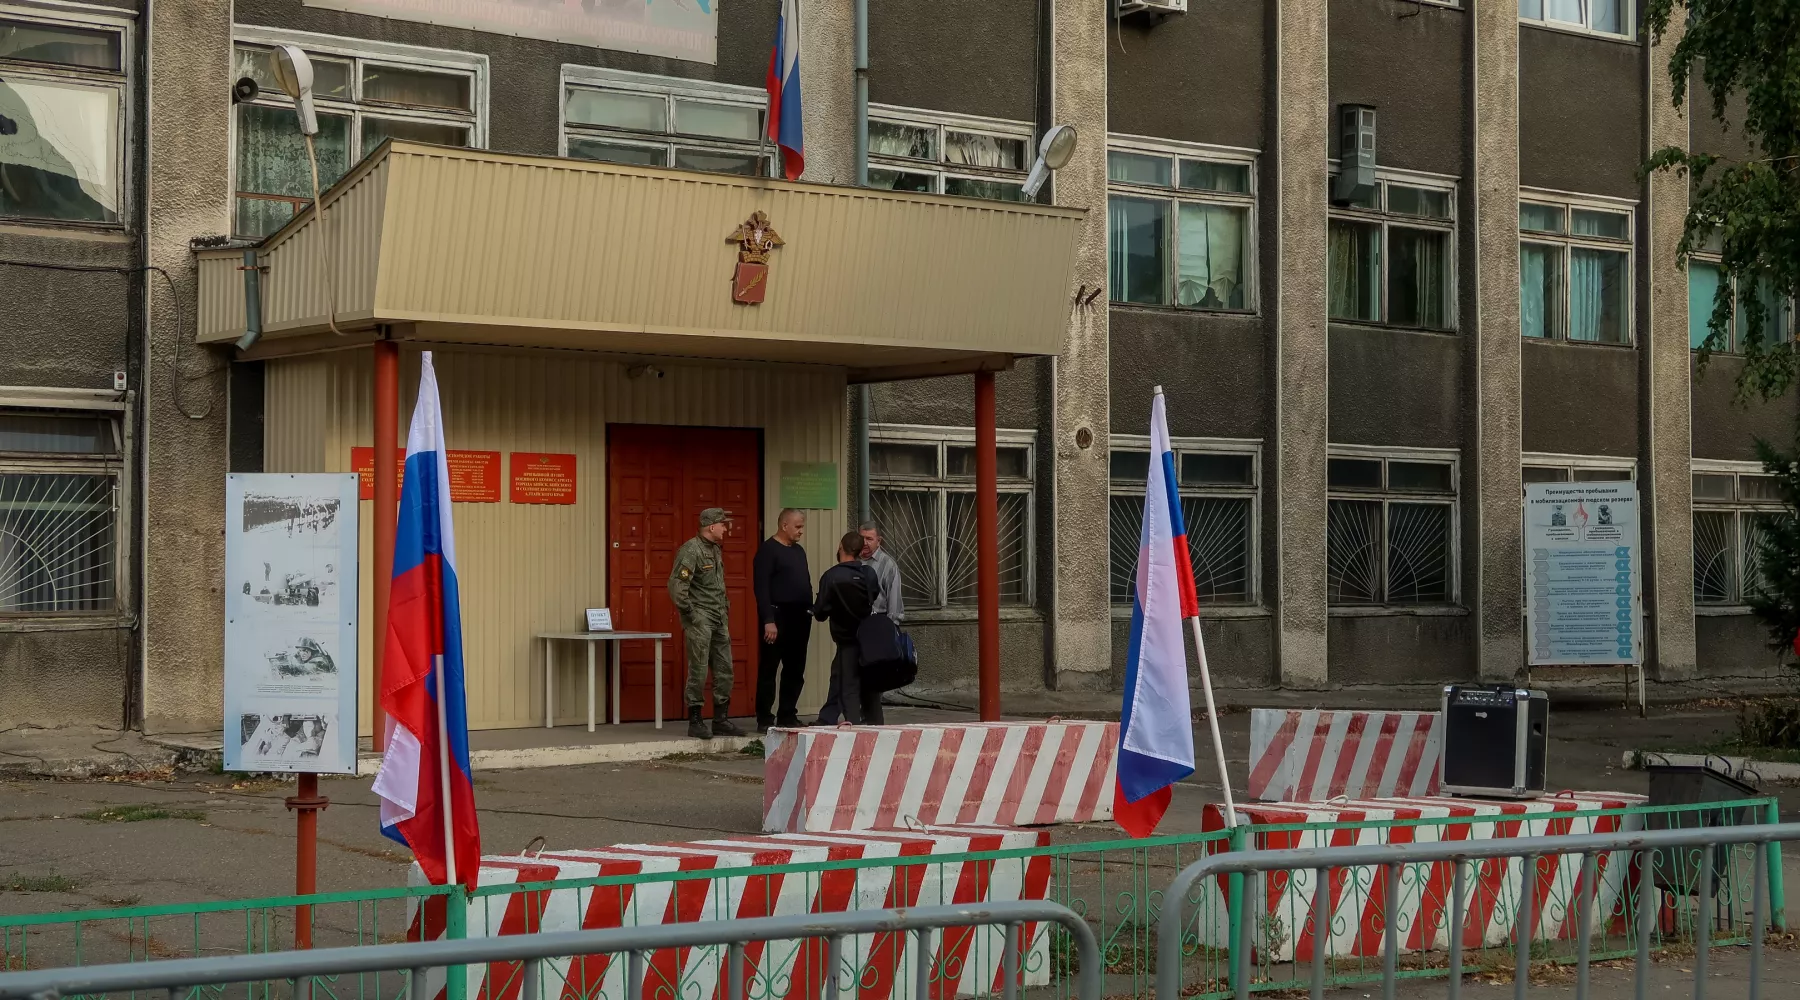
xmin=223 ymin=474 xmax=360 ymax=774
xmin=779 ymin=461 xmax=839 ymax=509
xmin=510 ymin=452 xmax=577 ymax=504
xmin=1524 ymin=481 xmax=1643 ymax=666
xmin=586 ymin=608 xmax=613 ymax=632
xmin=302 ymin=0 xmax=717 ymax=64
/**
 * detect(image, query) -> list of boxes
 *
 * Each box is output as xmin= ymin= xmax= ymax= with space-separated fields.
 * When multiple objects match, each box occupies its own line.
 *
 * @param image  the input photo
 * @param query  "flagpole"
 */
xmin=434 ymin=653 xmax=457 ymax=887
xmin=1186 ymin=616 xmax=1238 ymax=827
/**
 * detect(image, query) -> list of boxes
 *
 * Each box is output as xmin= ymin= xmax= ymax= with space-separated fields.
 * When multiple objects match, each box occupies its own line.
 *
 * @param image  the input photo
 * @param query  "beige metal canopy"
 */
xmin=196 ymin=142 xmax=1085 ymax=381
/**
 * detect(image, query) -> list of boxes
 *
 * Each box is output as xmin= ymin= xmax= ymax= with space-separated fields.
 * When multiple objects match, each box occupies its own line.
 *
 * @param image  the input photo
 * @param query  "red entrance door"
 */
xmin=607 ymin=425 xmax=760 ymax=720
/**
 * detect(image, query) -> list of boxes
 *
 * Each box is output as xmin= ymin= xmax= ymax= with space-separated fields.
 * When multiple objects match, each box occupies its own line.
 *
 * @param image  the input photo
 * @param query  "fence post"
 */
xmin=1764 ymin=800 xmax=1786 ymax=933
xmin=445 ymin=886 xmax=468 ymax=1000
xmin=1225 ymin=825 xmax=1249 ymax=997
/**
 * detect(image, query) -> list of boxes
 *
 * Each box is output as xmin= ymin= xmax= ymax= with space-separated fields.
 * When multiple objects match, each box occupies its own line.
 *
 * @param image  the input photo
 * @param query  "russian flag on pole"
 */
xmin=372 ymin=351 xmax=481 ymax=888
xmin=765 ymin=0 xmax=804 ymax=179
xmin=1113 ymin=389 xmax=1199 ymax=838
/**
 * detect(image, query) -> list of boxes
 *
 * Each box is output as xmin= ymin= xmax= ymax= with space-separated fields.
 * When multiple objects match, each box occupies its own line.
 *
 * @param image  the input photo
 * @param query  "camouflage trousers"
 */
xmin=679 ymin=611 xmax=734 ymax=708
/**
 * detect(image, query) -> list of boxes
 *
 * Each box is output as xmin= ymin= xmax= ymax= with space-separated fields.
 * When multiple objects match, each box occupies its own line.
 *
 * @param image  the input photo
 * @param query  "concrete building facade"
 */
xmin=2 ymin=0 xmax=1790 ymax=735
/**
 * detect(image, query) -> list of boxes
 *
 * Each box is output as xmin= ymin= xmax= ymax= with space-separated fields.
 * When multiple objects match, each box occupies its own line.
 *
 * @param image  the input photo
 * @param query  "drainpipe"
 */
xmin=852 ymin=0 xmax=871 ymax=522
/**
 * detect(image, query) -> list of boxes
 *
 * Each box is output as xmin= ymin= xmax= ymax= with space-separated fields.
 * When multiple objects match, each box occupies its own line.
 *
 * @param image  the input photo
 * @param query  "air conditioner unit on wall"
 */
xmin=1115 ymin=0 xmax=1188 ymax=17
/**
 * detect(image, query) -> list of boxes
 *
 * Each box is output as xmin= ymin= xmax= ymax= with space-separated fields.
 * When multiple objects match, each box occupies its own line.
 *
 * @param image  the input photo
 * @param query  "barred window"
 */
xmin=1692 ymin=466 xmax=1787 ymax=607
xmin=1 ymin=409 xmax=120 ymax=614
xmin=1327 ymin=450 xmax=1457 ymax=606
xmin=1108 ymin=440 xmax=1258 ymax=607
xmin=867 ymin=428 xmax=1034 ymax=612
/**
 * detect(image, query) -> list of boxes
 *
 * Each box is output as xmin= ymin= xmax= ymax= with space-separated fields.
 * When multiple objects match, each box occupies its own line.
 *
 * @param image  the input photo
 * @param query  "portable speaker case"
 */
xmin=1439 ymin=684 xmax=1548 ymax=800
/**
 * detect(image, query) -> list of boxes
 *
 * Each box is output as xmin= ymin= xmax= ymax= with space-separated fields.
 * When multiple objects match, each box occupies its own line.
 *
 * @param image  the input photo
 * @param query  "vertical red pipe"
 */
xmin=975 ymin=370 xmax=1000 ymax=721
xmin=373 ymin=340 xmax=400 ymax=750
xmin=288 ymin=772 xmax=327 ymax=949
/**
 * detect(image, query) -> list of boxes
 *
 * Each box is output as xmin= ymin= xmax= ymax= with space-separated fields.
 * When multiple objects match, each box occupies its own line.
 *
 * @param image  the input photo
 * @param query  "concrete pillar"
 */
xmin=1641 ymin=23 xmax=1697 ymax=680
xmin=1048 ymin=0 xmax=1111 ymax=688
xmin=1270 ymin=0 xmax=1330 ymax=687
xmin=799 ymin=0 xmax=855 ymax=185
xmin=1468 ymin=0 xmax=1524 ymax=681
xmin=141 ymin=0 xmax=234 ymax=732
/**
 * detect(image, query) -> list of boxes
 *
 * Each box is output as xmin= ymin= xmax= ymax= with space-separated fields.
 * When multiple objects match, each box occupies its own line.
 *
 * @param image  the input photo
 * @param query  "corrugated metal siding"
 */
xmin=377 ymin=149 xmax=1077 ymax=354
xmin=196 ymin=253 xmax=247 ymax=342
xmin=199 ymin=144 xmax=1082 ymax=364
xmin=262 ymin=347 xmax=845 ymax=732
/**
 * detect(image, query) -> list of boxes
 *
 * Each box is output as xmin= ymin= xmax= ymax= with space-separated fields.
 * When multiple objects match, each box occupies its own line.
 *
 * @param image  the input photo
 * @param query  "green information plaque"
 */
xmin=779 ymin=461 xmax=839 ymax=510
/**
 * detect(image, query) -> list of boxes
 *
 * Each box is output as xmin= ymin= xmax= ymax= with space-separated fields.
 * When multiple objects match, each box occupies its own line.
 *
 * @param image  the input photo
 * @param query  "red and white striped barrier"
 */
xmin=762 ymin=721 xmax=1118 ymax=833
xmin=1247 ymin=709 xmax=1443 ymax=802
xmin=406 ymin=826 xmax=1053 ymax=1000
xmin=1195 ymin=792 xmax=1647 ymax=962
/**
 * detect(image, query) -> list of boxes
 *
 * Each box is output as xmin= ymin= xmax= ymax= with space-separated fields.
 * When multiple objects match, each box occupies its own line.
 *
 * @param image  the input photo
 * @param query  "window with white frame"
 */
xmin=1519 ymin=195 xmax=1634 ymax=344
xmin=1521 ymin=454 xmax=1635 ymax=485
xmin=562 ymin=67 xmax=768 ymax=177
xmin=0 ymin=10 xmax=130 ymax=225
xmin=1107 ymin=440 xmax=1259 ymax=607
xmin=1107 ymin=141 xmax=1257 ymax=311
xmin=233 ymin=32 xmax=483 ymax=238
xmin=1328 ymin=174 xmax=1456 ymax=330
xmin=1693 ymin=465 xmax=1787 ymax=608
xmin=1687 ymin=250 xmax=1795 ymax=352
xmin=868 ymin=107 xmax=1032 ymax=203
xmin=0 ymin=408 xmax=121 ymax=614
xmin=1327 ymin=449 xmax=1458 ymax=606
xmin=1520 ymin=0 xmax=1631 ymax=40
xmin=867 ymin=427 xmax=1034 ymax=612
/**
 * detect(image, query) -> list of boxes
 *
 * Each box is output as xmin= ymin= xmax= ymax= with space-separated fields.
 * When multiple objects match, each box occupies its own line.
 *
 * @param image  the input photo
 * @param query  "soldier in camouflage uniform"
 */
xmin=667 ymin=508 xmax=744 ymax=739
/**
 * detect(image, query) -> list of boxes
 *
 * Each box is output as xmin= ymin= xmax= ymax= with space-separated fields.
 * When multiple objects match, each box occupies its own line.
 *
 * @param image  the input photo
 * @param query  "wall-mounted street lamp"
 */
xmin=1022 ymin=124 xmax=1077 ymax=200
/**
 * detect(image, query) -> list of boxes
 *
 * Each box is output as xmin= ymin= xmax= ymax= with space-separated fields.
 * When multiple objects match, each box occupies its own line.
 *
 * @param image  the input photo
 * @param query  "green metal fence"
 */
xmin=1 ymin=798 xmax=1781 ymax=1000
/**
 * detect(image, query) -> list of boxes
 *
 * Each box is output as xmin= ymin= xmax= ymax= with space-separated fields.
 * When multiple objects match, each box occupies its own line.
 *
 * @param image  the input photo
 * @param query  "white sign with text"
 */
xmin=1524 ymin=481 xmax=1644 ymax=666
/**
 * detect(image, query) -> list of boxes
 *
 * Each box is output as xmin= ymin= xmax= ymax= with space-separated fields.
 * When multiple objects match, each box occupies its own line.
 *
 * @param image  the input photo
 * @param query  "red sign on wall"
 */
xmin=510 ymin=452 xmax=578 ymax=504
xmin=351 ymin=448 xmax=502 ymax=502
xmin=351 ymin=447 xmax=405 ymax=501
xmin=446 ymin=450 xmax=502 ymax=503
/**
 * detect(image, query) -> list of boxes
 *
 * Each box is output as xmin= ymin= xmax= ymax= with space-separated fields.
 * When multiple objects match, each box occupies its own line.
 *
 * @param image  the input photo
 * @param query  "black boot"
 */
xmin=687 ymin=705 xmax=710 ymax=740
xmin=712 ymin=702 xmax=745 ymax=738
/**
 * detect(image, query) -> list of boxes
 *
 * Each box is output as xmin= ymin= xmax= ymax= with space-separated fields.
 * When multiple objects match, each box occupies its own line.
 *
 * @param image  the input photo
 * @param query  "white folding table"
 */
xmin=538 ymin=631 xmax=671 ymax=731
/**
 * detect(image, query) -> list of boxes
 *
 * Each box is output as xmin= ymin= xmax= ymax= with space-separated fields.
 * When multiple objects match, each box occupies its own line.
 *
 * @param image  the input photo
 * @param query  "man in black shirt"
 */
xmin=752 ymin=508 xmax=813 ymax=731
xmin=813 ymin=530 xmax=884 ymax=726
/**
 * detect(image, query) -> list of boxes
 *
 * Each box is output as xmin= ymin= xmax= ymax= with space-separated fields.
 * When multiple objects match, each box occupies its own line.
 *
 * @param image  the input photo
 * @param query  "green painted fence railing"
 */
xmin=0 ymin=798 xmax=1780 ymax=1000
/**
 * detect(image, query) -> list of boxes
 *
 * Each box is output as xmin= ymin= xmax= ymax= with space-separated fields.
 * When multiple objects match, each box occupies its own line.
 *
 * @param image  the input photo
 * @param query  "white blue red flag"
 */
xmin=372 ymin=351 xmax=481 ymax=887
xmin=764 ymin=0 xmax=804 ymax=179
xmin=1114 ymin=388 xmax=1199 ymax=838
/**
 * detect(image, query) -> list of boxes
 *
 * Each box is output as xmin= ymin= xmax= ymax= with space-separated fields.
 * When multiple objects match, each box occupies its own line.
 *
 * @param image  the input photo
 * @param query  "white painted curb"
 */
xmin=356 ymin=735 xmax=759 ymax=777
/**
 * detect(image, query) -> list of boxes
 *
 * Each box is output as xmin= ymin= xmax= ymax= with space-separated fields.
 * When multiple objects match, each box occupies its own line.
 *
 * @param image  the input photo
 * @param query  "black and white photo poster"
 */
xmin=224 ymin=474 xmax=360 ymax=773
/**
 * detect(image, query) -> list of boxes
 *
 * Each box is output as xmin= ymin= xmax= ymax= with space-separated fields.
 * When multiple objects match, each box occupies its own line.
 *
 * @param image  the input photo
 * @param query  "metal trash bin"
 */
xmin=1643 ymin=755 xmax=1761 ymax=897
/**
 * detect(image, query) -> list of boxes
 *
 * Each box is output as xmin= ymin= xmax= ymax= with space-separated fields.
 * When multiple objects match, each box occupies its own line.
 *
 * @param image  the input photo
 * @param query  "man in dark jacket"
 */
xmin=753 ymin=508 xmax=812 ymax=732
xmin=813 ymin=530 xmax=883 ymax=726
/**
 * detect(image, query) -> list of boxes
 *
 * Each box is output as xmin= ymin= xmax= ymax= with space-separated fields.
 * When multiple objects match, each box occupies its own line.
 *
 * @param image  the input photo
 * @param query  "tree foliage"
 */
xmin=1645 ymin=0 xmax=1800 ymax=401
xmin=1747 ymin=435 xmax=1800 ymax=661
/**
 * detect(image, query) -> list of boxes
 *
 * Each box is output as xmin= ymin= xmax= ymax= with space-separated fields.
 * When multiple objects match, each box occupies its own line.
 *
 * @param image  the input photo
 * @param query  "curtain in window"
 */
xmin=1520 ymin=243 xmax=1562 ymax=338
xmin=1389 ymin=227 xmax=1447 ymax=328
xmin=1546 ymin=0 xmax=1582 ymax=21
xmin=1569 ymin=248 xmax=1628 ymax=342
xmin=0 ymin=78 xmax=120 ymax=223
xmin=1328 ymin=221 xmax=1380 ymax=322
xmin=235 ymin=104 xmax=351 ymax=238
xmin=1737 ymin=275 xmax=1786 ymax=346
xmin=1176 ymin=203 xmax=1246 ymax=309
xmin=1689 ymin=261 xmax=1723 ymax=349
xmin=1109 ymin=196 xmax=1167 ymax=305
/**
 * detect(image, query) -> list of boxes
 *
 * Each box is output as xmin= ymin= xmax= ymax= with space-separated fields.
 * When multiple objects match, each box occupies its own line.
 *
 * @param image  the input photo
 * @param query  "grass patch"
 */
xmin=78 ymin=805 xmax=206 ymax=823
xmin=740 ymin=739 xmax=764 ymax=756
xmin=2 ymin=872 xmax=81 ymax=893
